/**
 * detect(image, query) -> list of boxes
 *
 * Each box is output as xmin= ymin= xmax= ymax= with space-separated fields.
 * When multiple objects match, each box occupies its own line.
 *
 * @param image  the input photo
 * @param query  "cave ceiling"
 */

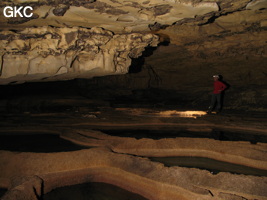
xmin=0 ymin=0 xmax=266 ymax=84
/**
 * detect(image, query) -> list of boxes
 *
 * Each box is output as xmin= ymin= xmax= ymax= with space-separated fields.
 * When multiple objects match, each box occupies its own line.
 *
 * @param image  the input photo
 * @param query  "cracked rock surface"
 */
xmin=0 ymin=0 xmax=219 ymax=32
xmin=0 ymin=27 xmax=158 ymax=84
xmin=0 ymin=0 xmax=266 ymax=84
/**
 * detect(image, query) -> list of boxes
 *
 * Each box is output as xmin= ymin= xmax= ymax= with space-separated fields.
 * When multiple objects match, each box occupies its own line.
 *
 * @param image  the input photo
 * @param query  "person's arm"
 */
xmin=219 ymin=82 xmax=227 ymax=92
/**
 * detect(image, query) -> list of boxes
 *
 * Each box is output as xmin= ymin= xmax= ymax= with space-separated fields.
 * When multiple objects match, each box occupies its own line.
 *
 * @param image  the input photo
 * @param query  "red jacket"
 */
xmin=213 ymin=81 xmax=227 ymax=94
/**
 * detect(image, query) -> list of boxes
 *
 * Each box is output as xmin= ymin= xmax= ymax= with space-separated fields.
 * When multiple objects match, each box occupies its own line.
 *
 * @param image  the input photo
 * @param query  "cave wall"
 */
xmin=0 ymin=27 xmax=158 ymax=84
xmin=76 ymin=42 xmax=267 ymax=111
xmin=0 ymin=0 xmax=222 ymax=84
xmin=1 ymin=0 xmax=266 ymax=85
xmin=75 ymin=4 xmax=267 ymax=110
xmin=0 ymin=0 xmax=266 ymax=110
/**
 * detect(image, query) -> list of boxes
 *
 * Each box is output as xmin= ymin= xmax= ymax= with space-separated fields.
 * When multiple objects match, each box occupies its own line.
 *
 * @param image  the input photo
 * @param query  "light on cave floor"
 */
xmin=116 ymin=108 xmax=207 ymax=119
xmin=158 ymin=110 xmax=207 ymax=119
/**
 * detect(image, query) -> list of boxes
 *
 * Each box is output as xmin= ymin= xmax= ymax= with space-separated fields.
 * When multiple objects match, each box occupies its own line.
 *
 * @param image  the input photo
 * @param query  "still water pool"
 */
xmin=43 ymin=182 xmax=147 ymax=200
xmin=150 ymin=156 xmax=267 ymax=177
xmin=0 ymin=133 xmax=86 ymax=152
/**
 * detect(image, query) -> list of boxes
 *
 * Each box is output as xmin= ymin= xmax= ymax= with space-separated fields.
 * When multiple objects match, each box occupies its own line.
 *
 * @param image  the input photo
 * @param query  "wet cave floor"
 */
xmin=0 ymin=98 xmax=267 ymax=200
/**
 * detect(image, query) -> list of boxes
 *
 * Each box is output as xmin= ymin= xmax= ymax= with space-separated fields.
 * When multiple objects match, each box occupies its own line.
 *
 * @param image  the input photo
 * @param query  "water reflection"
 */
xmin=43 ymin=182 xmax=147 ymax=200
xmin=0 ymin=134 xmax=86 ymax=153
xmin=150 ymin=156 xmax=267 ymax=176
xmin=0 ymin=188 xmax=7 ymax=198
xmin=116 ymin=108 xmax=207 ymax=119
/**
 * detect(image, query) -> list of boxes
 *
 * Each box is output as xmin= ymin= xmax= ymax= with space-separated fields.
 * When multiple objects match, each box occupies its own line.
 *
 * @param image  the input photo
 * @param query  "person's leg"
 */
xmin=207 ymin=94 xmax=216 ymax=112
xmin=215 ymin=93 xmax=222 ymax=111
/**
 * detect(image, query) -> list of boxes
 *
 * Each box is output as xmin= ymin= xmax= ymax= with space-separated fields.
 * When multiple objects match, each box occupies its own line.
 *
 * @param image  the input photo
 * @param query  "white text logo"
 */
xmin=3 ymin=6 xmax=33 ymax=18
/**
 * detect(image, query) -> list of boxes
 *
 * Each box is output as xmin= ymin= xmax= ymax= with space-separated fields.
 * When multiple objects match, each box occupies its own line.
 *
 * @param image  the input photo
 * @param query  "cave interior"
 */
xmin=0 ymin=0 xmax=267 ymax=200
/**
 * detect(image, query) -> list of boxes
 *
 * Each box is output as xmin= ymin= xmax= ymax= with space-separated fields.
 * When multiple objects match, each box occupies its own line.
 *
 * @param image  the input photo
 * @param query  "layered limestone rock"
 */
xmin=158 ymin=9 xmax=267 ymax=59
xmin=0 ymin=0 xmax=219 ymax=32
xmin=0 ymin=0 xmax=266 ymax=84
xmin=1 ymin=0 xmax=265 ymax=34
xmin=0 ymin=0 xmax=220 ymax=84
xmin=0 ymin=27 xmax=158 ymax=84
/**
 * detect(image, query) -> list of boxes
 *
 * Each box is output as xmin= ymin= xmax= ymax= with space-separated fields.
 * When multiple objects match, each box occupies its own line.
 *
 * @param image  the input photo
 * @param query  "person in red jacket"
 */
xmin=207 ymin=75 xmax=227 ymax=114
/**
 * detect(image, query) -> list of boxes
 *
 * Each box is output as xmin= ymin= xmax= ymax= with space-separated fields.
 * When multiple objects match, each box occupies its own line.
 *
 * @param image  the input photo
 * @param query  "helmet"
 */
xmin=213 ymin=75 xmax=219 ymax=78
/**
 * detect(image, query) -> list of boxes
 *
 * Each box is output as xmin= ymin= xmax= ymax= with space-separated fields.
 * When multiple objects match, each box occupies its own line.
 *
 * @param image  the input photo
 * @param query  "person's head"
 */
xmin=213 ymin=75 xmax=219 ymax=81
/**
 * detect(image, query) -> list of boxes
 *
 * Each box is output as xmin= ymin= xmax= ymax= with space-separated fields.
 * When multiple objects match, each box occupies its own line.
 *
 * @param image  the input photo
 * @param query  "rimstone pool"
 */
xmin=1 ymin=0 xmax=267 ymax=199
xmin=0 ymin=84 xmax=266 ymax=200
xmin=43 ymin=182 xmax=148 ymax=200
xmin=1 ymin=120 xmax=266 ymax=200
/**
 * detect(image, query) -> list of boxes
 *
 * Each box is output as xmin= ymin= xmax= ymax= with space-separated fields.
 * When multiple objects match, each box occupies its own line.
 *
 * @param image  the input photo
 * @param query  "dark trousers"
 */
xmin=208 ymin=93 xmax=222 ymax=111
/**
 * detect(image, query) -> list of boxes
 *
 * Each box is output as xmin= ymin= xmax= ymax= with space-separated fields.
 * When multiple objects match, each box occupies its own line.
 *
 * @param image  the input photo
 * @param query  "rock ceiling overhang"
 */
xmin=0 ymin=0 xmax=266 ymax=84
xmin=0 ymin=0 xmax=221 ymax=32
xmin=0 ymin=0 xmax=266 ymax=33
